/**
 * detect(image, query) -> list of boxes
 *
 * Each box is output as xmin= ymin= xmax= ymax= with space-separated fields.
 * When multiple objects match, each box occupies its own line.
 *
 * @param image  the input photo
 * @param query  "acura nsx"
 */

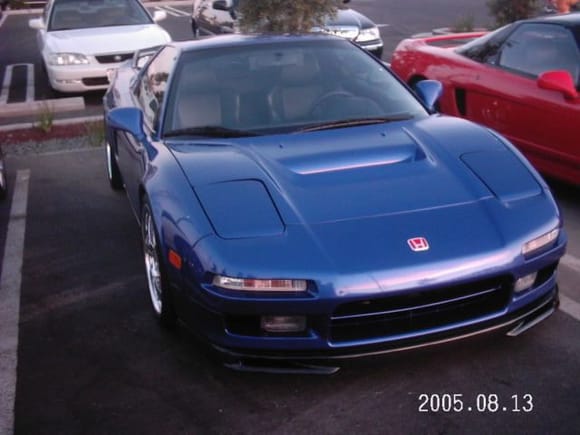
xmin=104 ymin=34 xmax=566 ymax=370
xmin=390 ymin=13 xmax=580 ymax=185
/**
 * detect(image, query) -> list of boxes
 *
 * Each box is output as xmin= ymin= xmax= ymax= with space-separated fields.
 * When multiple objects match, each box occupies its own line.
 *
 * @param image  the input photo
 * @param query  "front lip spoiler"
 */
xmin=214 ymin=287 xmax=559 ymax=368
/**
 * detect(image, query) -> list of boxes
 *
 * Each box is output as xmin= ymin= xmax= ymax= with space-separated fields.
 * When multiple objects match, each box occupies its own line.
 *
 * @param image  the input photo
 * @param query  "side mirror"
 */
xmin=29 ymin=18 xmax=45 ymax=30
xmin=132 ymin=46 xmax=161 ymax=70
xmin=152 ymin=10 xmax=167 ymax=22
xmin=212 ymin=0 xmax=232 ymax=11
xmin=107 ymin=107 xmax=145 ymax=141
xmin=414 ymin=80 xmax=443 ymax=112
xmin=538 ymin=70 xmax=578 ymax=100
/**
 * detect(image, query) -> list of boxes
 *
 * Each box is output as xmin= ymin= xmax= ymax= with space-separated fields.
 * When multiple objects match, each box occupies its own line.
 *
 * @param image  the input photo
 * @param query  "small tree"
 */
xmin=487 ymin=0 xmax=539 ymax=27
xmin=238 ymin=0 xmax=344 ymax=33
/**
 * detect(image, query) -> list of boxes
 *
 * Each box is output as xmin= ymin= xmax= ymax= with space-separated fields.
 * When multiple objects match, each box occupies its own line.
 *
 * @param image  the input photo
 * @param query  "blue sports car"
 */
xmin=104 ymin=34 xmax=566 ymax=372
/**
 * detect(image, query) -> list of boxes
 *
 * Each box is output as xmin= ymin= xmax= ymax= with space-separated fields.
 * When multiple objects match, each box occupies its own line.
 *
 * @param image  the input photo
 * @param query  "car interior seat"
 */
xmin=268 ymin=53 xmax=328 ymax=123
xmin=173 ymin=69 xmax=223 ymax=130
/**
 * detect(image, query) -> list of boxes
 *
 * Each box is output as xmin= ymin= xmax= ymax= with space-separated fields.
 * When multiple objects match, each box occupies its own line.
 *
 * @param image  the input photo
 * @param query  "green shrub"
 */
xmin=487 ymin=0 xmax=540 ymax=27
xmin=238 ymin=0 xmax=343 ymax=33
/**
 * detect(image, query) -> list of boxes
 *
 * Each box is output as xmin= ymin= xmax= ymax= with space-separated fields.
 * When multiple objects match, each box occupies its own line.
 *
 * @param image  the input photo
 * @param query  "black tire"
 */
xmin=105 ymin=139 xmax=123 ymax=190
xmin=141 ymin=200 xmax=177 ymax=329
xmin=0 ymin=156 xmax=6 ymax=201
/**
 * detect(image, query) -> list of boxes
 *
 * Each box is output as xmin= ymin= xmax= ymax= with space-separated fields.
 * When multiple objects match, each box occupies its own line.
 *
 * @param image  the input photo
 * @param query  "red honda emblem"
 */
xmin=407 ymin=237 xmax=430 ymax=252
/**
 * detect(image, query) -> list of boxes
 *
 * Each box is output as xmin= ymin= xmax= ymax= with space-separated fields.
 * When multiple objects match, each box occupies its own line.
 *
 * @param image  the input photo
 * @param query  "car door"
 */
xmin=464 ymin=23 xmax=579 ymax=175
xmin=117 ymin=46 xmax=177 ymax=212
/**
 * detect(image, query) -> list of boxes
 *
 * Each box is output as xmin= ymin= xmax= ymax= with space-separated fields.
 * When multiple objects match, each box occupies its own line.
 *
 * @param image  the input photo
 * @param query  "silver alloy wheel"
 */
xmin=106 ymin=142 xmax=113 ymax=181
xmin=143 ymin=208 xmax=163 ymax=315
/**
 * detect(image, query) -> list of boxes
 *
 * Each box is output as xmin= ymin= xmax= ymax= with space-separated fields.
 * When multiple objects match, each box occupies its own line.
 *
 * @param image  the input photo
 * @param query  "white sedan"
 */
xmin=29 ymin=0 xmax=171 ymax=93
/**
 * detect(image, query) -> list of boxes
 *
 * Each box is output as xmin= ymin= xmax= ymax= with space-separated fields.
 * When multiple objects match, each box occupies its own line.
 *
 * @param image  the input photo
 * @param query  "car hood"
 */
xmin=45 ymin=24 xmax=171 ymax=55
xmin=167 ymin=116 xmax=561 ymax=280
xmin=168 ymin=116 xmax=544 ymax=225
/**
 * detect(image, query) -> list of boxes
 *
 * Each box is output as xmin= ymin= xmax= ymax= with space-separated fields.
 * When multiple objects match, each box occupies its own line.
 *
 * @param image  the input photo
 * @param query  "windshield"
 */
xmin=163 ymin=39 xmax=429 ymax=137
xmin=48 ymin=0 xmax=153 ymax=31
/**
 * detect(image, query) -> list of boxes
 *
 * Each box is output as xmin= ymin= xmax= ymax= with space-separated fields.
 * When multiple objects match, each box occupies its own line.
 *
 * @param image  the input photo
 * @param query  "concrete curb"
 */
xmin=0 ymin=97 xmax=85 ymax=118
xmin=0 ymin=114 xmax=102 ymax=132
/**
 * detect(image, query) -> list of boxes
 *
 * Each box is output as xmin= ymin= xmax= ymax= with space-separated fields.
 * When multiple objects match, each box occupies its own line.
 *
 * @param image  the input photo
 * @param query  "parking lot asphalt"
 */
xmin=0 ymin=126 xmax=579 ymax=435
xmin=1 ymin=2 xmax=580 ymax=433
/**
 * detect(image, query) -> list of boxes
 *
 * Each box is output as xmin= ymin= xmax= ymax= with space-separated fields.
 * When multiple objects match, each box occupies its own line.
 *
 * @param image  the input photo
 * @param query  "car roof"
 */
xmin=170 ymin=33 xmax=349 ymax=53
xmin=522 ymin=11 xmax=580 ymax=28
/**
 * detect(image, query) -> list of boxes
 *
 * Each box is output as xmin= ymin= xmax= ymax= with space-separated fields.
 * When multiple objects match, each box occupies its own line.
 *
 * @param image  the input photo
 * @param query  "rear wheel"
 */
xmin=0 ymin=151 xmax=6 ymax=200
xmin=142 ymin=200 xmax=177 ymax=328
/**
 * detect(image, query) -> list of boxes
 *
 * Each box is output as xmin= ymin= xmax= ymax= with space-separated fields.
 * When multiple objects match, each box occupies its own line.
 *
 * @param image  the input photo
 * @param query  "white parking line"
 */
xmin=0 ymin=64 xmax=35 ymax=104
xmin=156 ymin=5 xmax=190 ymax=17
xmin=560 ymin=294 xmax=580 ymax=322
xmin=0 ymin=169 xmax=30 ymax=435
xmin=561 ymin=254 xmax=580 ymax=274
xmin=559 ymin=254 xmax=580 ymax=322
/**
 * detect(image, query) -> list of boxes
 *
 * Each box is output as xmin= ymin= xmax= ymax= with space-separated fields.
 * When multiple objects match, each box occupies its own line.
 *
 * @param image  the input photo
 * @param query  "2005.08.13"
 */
xmin=418 ymin=393 xmax=534 ymax=413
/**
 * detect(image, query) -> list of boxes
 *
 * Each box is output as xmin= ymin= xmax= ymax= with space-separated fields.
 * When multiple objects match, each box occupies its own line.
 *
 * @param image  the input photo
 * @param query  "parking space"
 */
xmin=1 ymin=1 xmax=579 ymax=433
xmin=0 ymin=142 xmax=578 ymax=434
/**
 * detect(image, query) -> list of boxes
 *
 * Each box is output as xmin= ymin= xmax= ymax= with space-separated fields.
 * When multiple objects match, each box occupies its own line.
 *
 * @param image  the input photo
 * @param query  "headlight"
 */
xmin=48 ymin=53 xmax=89 ymax=66
xmin=522 ymin=228 xmax=559 ymax=256
xmin=356 ymin=27 xmax=380 ymax=42
xmin=213 ymin=275 xmax=307 ymax=292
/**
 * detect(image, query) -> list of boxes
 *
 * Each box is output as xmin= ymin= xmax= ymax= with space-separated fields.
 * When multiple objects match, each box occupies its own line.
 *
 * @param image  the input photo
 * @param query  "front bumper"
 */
xmin=357 ymin=39 xmax=384 ymax=58
xmin=176 ymin=247 xmax=563 ymax=362
xmin=45 ymin=61 xmax=116 ymax=93
xmin=212 ymin=286 xmax=559 ymax=361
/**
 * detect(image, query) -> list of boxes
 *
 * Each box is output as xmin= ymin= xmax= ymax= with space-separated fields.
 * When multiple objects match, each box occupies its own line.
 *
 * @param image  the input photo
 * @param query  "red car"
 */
xmin=391 ymin=13 xmax=580 ymax=185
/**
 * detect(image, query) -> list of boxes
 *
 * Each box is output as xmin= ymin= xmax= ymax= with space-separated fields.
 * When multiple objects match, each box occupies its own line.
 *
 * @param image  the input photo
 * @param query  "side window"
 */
xmin=498 ymin=24 xmax=579 ymax=82
xmin=459 ymin=25 xmax=513 ymax=65
xmin=136 ymin=46 xmax=177 ymax=129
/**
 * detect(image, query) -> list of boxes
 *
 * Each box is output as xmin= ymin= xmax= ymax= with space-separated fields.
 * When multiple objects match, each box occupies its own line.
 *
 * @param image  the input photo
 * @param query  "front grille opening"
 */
xmin=535 ymin=262 xmax=558 ymax=288
xmin=96 ymin=53 xmax=133 ymax=64
xmin=334 ymin=276 xmax=510 ymax=318
xmin=82 ymin=77 xmax=109 ymax=86
xmin=331 ymin=276 xmax=511 ymax=343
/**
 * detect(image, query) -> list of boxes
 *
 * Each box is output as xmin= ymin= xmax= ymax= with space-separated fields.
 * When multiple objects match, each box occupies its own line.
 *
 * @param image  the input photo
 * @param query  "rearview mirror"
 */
xmin=132 ymin=46 xmax=161 ymax=70
xmin=538 ymin=70 xmax=578 ymax=100
xmin=152 ymin=10 xmax=167 ymax=22
xmin=28 ymin=18 xmax=45 ymax=30
xmin=213 ymin=0 xmax=232 ymax=11
xmin=414 ymin=80 xmax=443 ymax=112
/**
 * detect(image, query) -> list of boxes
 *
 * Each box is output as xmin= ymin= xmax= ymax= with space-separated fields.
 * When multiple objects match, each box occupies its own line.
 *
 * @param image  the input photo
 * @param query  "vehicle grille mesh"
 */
xmin=82 ymin=77 xmax=109 ymax=86
xmin=95 ymin=53 xmax=133 ymax=64
xmin=330 ymin=277 xmax=511 ymax=343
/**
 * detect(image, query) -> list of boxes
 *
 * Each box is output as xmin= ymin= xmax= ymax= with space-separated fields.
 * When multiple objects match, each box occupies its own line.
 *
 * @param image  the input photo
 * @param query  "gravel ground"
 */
xmin=0 ymin=120 xmax=104 ymax=156
xmin=3 ymin=136 xmax=103 ymax=156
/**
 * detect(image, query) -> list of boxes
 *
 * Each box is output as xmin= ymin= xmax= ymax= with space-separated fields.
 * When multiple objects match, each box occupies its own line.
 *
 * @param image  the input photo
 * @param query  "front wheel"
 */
xmin=142 ymin=200 xmax=177 ymax=328
xmin=105 ymin=140 xmax=123 ymax=190
xmin=0 ymin=151 xmax=6 ymax=201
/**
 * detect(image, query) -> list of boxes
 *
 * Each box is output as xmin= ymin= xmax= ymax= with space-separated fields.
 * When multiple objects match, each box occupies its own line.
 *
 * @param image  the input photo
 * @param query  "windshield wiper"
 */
xmin=164 ymin=126 xmax=260 ymax=138
xmin=296 ymin=114 xmax=413 ymax=133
